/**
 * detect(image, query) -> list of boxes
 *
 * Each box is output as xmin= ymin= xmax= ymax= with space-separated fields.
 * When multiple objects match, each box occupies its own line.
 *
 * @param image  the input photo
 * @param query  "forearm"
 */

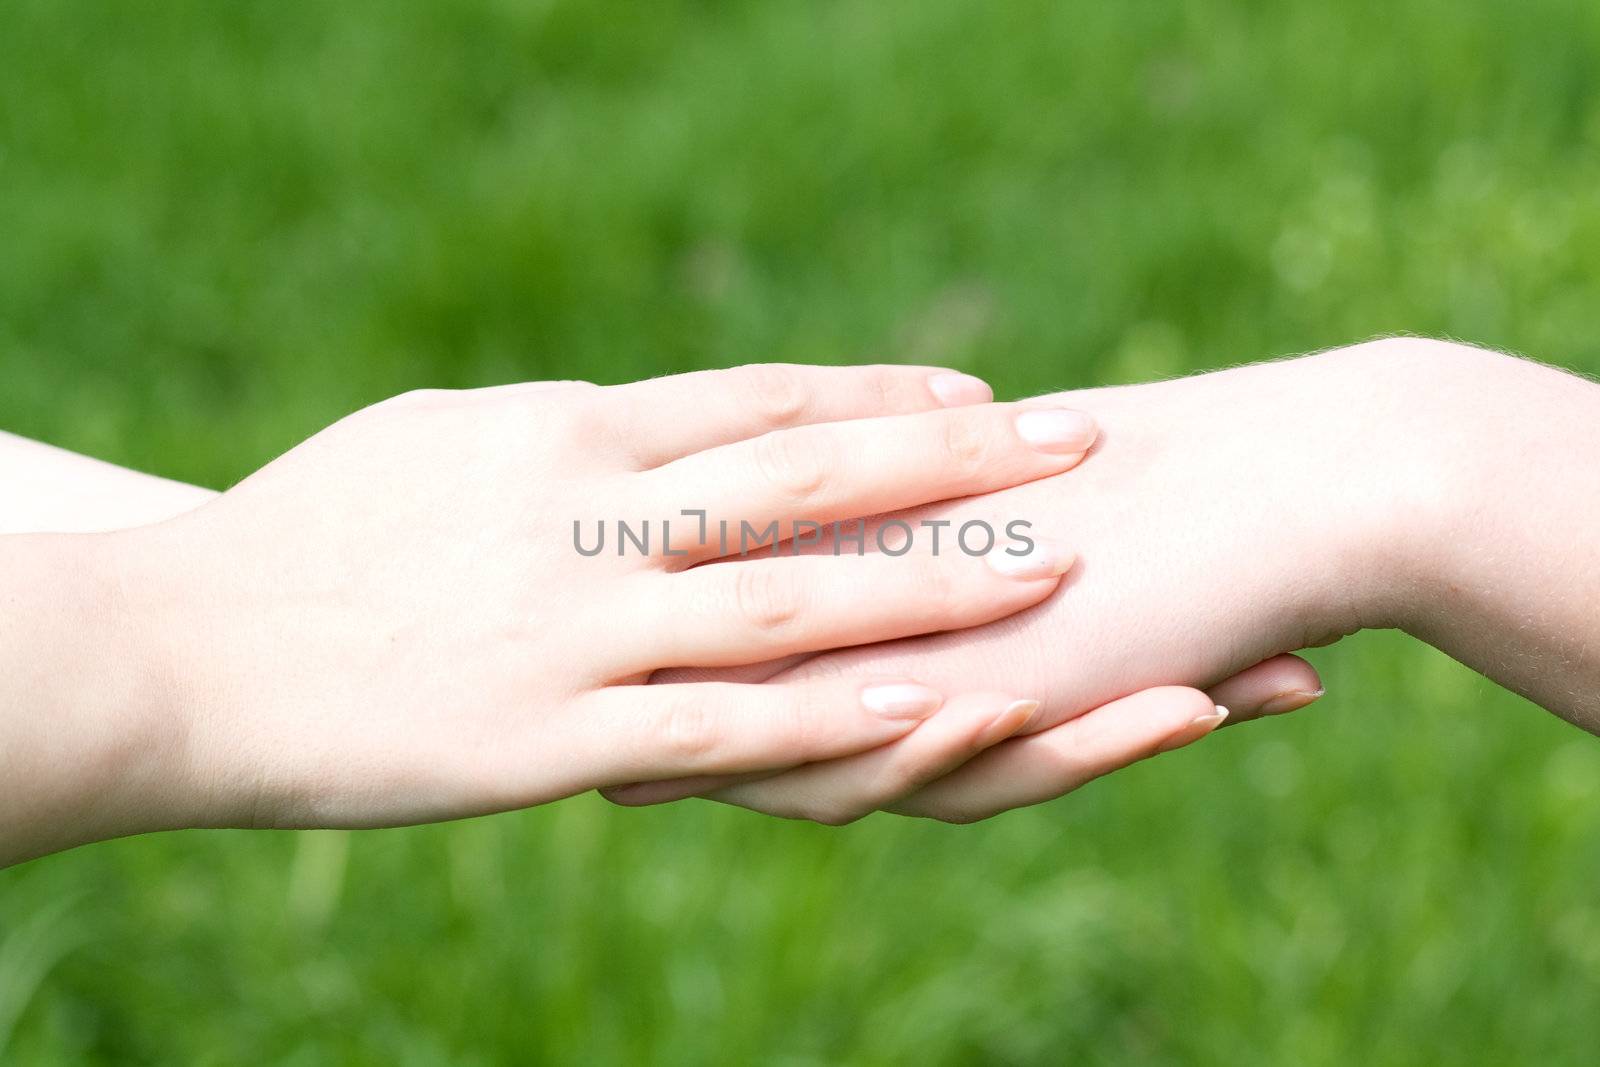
xmin=0 ymin=533 xmax=188 ymax=864
xmin=1382 ymin=346 xmax=1600 ymax=731
xmin=0 ymin=431 xmax=216 ymax=534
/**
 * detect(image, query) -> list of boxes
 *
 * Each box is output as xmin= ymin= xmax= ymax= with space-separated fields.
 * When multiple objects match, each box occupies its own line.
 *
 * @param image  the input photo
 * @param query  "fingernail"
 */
xmin=1156 ymin=705 xmax=1229 ymax=753
xmin=1258 ymin=688 xmax=1324 ymax=717
xmin=985 ymin=540 xmax=1075 ymax=580
xmin=928 ymin=372 xmax=993 ymax=407
xmin=979 ymin=698 xmax=1041 ymax=745
xmin=1015 ymin=408 xmax=1097 ymax=454
xmin=861 ymin=682 xmax=945 ymax=720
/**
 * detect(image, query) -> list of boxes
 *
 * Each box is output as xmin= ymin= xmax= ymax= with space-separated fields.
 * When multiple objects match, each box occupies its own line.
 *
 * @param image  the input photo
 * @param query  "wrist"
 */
xmin=0 ymin=532 xmax=191 ymax=863
xmin=1309 ymin=337 xmax=1516 ymax=635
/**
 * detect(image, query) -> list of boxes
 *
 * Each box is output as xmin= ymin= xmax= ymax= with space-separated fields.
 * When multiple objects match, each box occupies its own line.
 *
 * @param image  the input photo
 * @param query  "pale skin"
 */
xmin=19 ymin=336 xmax=1588 ymax=858
xmin=617 ymin=337 xmax=1600 ymax=823
xmin=0 ymin=431 xmax=216 ymax=534
xmin=3 ymin=363 xmax=1294 ymax=866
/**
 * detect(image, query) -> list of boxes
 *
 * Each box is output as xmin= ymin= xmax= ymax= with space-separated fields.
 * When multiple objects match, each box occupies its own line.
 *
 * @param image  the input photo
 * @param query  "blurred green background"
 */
xmin=4 ymin=1 xmax=1600 ymax=1063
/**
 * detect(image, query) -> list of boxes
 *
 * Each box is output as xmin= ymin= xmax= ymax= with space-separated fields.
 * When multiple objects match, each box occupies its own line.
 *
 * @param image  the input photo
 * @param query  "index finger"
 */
xmin=602 ymin=363 xmax=993 ymax=468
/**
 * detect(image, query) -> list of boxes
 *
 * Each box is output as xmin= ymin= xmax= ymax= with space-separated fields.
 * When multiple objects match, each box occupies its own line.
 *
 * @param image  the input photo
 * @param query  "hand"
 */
xmin=3 ymin=363 xmax=1111 ymax=860
xmin=617 ymin=338 xmax=1489 ymax=822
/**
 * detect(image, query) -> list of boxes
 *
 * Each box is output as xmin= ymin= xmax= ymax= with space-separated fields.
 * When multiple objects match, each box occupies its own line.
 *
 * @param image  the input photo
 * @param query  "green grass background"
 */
xmin=4 ymin=1 xmax=1600 ymax=1062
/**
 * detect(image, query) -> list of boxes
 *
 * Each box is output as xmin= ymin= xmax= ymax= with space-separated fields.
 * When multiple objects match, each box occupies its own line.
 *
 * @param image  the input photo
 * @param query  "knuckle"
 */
xmin=862 ymin=366 xmax=919 ymax=413
xmin=915 ymin=561 xmax=961 ymax=619
xmin=752 ymin=430 xmax=829 ymax=504
xmin=938 ymin=414 xmax=995 ymax=480
xmin=1039 ymin=734 xmax=1092 ymax=785
xmin=740 ymin=364 xmax=811 ymax=428
xmin=656 ymin=700 xmax=721 ymax=763
xmin=732 ymin=566 xmax=806 ymax=634
xmin=550 ymin=397 xmax=622 ymax=456
xmin=781 ymin=684 xmax=833 ymax=756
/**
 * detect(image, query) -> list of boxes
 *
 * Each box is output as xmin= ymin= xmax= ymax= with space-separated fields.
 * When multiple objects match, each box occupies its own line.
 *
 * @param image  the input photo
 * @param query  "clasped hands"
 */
xmin=25 ymin=334 xmax=1574 ymax=861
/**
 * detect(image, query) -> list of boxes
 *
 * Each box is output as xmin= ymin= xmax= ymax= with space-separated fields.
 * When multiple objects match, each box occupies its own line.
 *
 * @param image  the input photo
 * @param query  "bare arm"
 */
xmin=1382 ymin=348 xmax=1600 ymax=732
xmin=0 ymin=431 xmax=215 ymax=534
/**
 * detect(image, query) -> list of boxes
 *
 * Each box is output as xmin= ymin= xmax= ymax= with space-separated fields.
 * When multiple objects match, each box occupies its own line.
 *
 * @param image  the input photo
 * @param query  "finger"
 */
xmin=704 ymin=693 xmax=1038 ymax=825
xmin=636 ymin=403 xmax=1098 ymax=561
xmin=621 ymin=538 xmax=1073 ymax=673
xmin=605 ymin=658 xmax=1325 ymax=807
xmin=570 ymin=678 xmax=953 ymax=787
xmin=887 ymin=687 xmax=1226 ymax=823
xmin=1204 ymin=653 xmax=1324 ymax=725
xmin=604 ymin=364 xmax=994 ymax=468
xmin=601 ymin=692 xmax=1037 ymax=810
